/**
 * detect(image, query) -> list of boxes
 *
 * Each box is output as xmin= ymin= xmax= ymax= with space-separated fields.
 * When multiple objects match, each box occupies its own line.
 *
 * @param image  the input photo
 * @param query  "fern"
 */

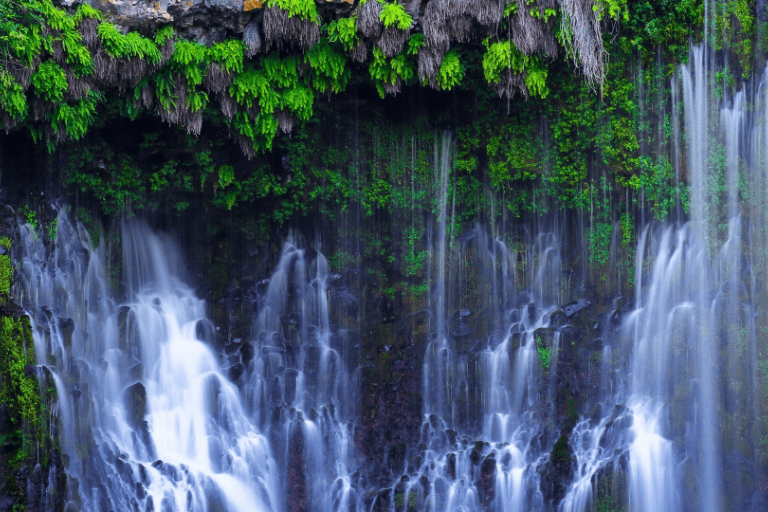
xmin=326 ymin=17 xmax=359 ymax=52
xmin=0 ymin=70 xmax=27 ymax=121
xmin=305 ymin=40 xmax=348 ymax=93
xmin=369 ymin=47 xmax=413 ymax=98
xmin=30 ymin=61 xmax=67 ymax=102
xmin=407 ymin=33 xmax=424 ymax=55
xmin=72 ymin=3 xmax=103 ymax=22
xmin=265 ymin=0 xmax=318 ymax=23
xmin=209 ymin=39 xmax=245 ymax=74
xmin=436 ymin=50 xmax=464 ymax=90
xmin=51 ymin=91 xmax=99 ymax=140
xmin=380 ymin=2 xmax=412 ymax=30
xmin=153 ymin=26 xmax=175 ymax=46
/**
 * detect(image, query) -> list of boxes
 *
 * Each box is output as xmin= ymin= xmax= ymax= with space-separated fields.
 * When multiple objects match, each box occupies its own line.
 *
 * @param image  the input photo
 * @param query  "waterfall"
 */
xmin=17 ymin=212 xmax=280 ymax=512
xmin=246 ymin=233 xmax=360 ymax=512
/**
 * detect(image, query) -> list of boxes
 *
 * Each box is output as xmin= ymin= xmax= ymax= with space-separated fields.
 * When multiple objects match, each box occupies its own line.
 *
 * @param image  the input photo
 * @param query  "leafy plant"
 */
xmin=380 ymin=2 xmax=412 ymax=30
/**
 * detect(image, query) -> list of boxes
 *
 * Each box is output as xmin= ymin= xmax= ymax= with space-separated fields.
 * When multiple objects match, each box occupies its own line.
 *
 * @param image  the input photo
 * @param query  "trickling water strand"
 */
xmin=17 ymin=211 xmax=280 ymax=512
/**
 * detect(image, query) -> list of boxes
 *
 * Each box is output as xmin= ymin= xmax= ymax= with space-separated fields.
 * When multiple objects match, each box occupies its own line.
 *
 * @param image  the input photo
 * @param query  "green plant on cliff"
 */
xmin=369 ymin=47 xmax=414 ymax=98
xmin=266 ymin=0 xmax=318 ymax=21
xmin=436 ymin=50 xmax=464 ymax=91
xmin=380 ymin=2 xmax=412 ymax=30
xmin=482 ymin=38 xmax=549 ymax=98
xmin=0 ymin=237 xmax=12 ymax=295
xmin=536 ymin=336 xmax=552 ymax=371
xmin=326 ymin=17 xmax=359 ymax=51
xmin=0 ymin=317 xmax=38 ymax=427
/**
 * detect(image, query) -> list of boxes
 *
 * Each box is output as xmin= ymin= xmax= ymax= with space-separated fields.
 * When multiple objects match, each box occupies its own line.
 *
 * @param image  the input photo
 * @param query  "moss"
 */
xmin=0 ymin=237 xmax=12 ymax=295
xmin=0 ymin=316 xmax=39 ymax=427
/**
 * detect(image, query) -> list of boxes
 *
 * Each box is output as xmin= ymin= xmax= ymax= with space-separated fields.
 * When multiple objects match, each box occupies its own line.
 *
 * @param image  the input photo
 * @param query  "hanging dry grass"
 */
xmin=508 ymin=0 xmax=557 ymax=59
xmin=470 ymin=0 xmax=504 ymax=27
xmin=277 ymin=110 xmax=294 ymax=134
xmin=492 ymin=68 xmax=527 ymax=99
xmin=350 ymin=41 xmax=368 ymax=63
xmin=264 ymin=7 xmax=320 ymax=50
xmin=559 ymin=0 xmax=606 ymax=89
xmin=219 ymin=93 xmax=237 ymax=121
xmin=116 ymin=58 xmax=148 ymax=90
xmin=447 ymin=15 xmax=473 ymax=43
xmin=418 ymin=45 xmax=443 ymax=89
xmin=422 ymin=0 xmax=451 ymax=52
xmin=356 ymin=0 xmax=383 ymax=39
xmin=64 ymin=67 xmax=90 ymax=101
xmin=243 ymin=20 xmax=262 ymax=57
xmin=378 ymin=27 xmax=409 ymax=58
xmin=204 ymin=62 xmax=232 ymax=94
xmin=140 ymin=85 xmax=154 ymax=110
xmin=52 ymin=40 xmax=65 ymax=65
xmin=12 ymin=58 xmax=36 ymax=89
xmin=235 ymin=134 xmax=257 ymax=159
xmin=78 ymin=18 xmax=99 ymax=51
xmin=93 ymin=50 xmax=117 ymax=86
xmin=160 ymin=39 xmax=175 ymax=65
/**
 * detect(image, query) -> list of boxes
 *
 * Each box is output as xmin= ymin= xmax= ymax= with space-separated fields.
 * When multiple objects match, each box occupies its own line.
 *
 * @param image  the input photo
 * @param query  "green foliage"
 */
xmin=266 ymin=0 xmax=318 ymax=22
xmin=0 ymin=316 xmax=39 ymax=426
xmin=305 ymin=39 xmax=349 ymax=94
xmin=536 ymin=336 xmax=552 ymax=371
xmin=0 ymin=237 xmax=12 ymax=295
xmin=380 ymin=3 xmax=412 ymax=31
xmin=587 ymin=222 xmax=613 ymax=266
xmin=209 ymin=39 xmax=245 ymax=74
xmin=326 ymin=17 xmax=359 ymax=52
xmin=369 ymin=47 xmax=414 ymax=98
xmin=482 ymin=39 xmax=549 ymax=98
xmin=30 ymin=61 xmax=67 ymax=102
xmin=98 ymin=22 xmax=161 ymax=64
xmin=714 ymin=0 xmax=756 ymax=77
xmin=436 ymin=50 xmax=464 ymax=91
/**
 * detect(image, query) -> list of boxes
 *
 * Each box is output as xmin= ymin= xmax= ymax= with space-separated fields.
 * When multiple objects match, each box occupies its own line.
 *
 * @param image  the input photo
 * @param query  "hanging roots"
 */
xmin=383 ymin=77 xmax=402 ymax=96
xmin=492 ymin=68 xmax=527 ymax=99
xmin=156 ymin=79 xmax=204 ymax=136
xmin=277 ymin=110 xmax=294 ymax=134
xmin=160 ymin=39 xmax=175 ymax=65
xmin=78 ymin=18 xmax=99 ymax=51
xmin=509 ymin=0 xmax=557 ymax=59
xmin=64 ymin=67 xmax=90 ymax=101
xmin=263 ymin=7 xmax=320 ymax=50
xmin=377 ymin=27 xmax=409 ymax=58
xmin=448 ymin=15 xmax=474 ymax=44
xmin=559 ymin=0 xmax=606 ymax=89
xmin=235 ymin=133 xmax=256 ymax=159
xmin=350 ymin=41 xmax=367 ymax=63
xmin=116 ymin=57 xmax=149 ymax=90
xmin=140 ymin=85 xmax=154 ymax=110
xmin=356 ymin=0 xmax=383 ymax=39
xmin=243 ymin=19 xmax=262 ymax=57
xmin=470 ymin=0 xmax=504 ymax=27
xmin=218 ymin=93 xmax=237 ymax=121
xmin=204 ymin=62 xmax=232 ymax=94
xmin=418 ymin=45 xmax=444 ymax=89
xmin=52 ymin=40 xmax=65 ymax=65
xmin=93 ymin=51 xmax=117 ymax=86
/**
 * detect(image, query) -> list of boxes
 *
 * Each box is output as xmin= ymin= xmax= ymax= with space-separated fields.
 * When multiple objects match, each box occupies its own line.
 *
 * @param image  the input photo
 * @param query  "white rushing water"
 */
xmin=17 ymin=213 xmax=281 ymax=512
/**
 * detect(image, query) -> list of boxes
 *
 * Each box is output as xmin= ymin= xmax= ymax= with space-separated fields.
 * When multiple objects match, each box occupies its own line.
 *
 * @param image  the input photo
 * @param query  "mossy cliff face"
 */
xmin=0 ymin=224 xmax=65 ymax=512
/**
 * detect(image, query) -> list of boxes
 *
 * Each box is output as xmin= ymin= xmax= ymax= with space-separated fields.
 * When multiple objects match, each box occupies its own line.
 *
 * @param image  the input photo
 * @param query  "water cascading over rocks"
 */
xmin=16 ymin=213 xmax=281 ymax=511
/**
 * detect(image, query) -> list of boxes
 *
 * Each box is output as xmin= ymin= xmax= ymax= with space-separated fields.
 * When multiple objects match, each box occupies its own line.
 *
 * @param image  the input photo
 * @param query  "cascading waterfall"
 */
xmin=246 ymin=234 xmax=360 ymax=512
xmin=7 ymin=42 xmax=768 ymax=512
xmin=17 ymin=212 xmax=280 ymax=512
